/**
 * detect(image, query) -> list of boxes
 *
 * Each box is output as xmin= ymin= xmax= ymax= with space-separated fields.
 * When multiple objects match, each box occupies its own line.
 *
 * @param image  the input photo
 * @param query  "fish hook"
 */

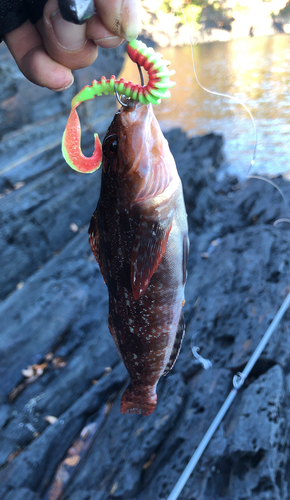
xmin=137 ymin=63 xmax=144 ymax=87
xmin=114 ymin=84 xmax=129 ymax=107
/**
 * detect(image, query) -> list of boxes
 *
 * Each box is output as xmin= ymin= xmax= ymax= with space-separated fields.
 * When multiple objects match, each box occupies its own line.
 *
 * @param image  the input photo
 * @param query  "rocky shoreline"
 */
xmin=140 ymin=0 xmax=290 ymax=47
xmin=1 ymin=40 xmax=290 ymax=500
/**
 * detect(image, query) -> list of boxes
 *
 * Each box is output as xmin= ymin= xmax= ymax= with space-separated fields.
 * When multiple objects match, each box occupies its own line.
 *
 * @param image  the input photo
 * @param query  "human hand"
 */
xmin=3 ymin=0 xmax=141 ymax=91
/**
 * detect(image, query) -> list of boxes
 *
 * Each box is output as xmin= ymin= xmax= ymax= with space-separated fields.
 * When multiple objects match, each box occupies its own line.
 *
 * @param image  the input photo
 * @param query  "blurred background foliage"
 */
xmin=140 ymin=0 xmax=290 ymax=46
xmin=158 ymin=0 xmax=290 ymax=30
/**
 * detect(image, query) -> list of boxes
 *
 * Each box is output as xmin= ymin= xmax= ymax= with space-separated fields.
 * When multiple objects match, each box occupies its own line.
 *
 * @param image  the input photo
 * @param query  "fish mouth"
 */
xmin=117 ymin=98 xmax=147 ymax=118
xmin=116 ymin=95 xmax=136 ymax=108
xmin=117 ymin=100 xmax=152 ymax=135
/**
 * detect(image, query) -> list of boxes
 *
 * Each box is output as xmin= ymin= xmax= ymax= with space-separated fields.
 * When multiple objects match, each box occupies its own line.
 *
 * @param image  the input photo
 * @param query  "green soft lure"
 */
xmin=62 ymin=39 xmax=176 ymax=173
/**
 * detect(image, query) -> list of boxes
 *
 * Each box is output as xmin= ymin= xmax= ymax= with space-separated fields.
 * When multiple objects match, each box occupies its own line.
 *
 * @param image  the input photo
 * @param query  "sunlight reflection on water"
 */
xmin=121 ymin=34 xmax=290 ymax=179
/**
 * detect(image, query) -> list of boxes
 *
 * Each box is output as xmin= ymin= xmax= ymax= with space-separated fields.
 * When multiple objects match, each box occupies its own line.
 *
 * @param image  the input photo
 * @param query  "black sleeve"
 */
xmin=26 ymin=0 xmax=48 ymax=24
xmin=0 ymin=0 xmax=47 ymax=40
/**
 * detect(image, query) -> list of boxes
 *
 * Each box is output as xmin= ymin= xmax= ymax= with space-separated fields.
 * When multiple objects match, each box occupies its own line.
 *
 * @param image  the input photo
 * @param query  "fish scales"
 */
xmin=89 ymin=101 xmax=189 ymax=416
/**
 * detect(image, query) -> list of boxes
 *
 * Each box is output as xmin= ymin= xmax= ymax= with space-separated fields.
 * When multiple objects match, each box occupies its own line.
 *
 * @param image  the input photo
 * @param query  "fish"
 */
xmin=88 ymin=99 xmax=189 ymax=416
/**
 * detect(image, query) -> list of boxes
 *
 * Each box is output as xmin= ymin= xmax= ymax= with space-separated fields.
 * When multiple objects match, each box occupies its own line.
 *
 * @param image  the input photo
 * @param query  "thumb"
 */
xmin=38 ymin=0 xmax=99 ymax=70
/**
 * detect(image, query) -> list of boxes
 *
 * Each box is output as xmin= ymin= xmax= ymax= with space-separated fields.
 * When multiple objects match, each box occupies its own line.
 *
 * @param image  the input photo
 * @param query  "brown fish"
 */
xmin=89 ymin=100 xmax=189 ymax=416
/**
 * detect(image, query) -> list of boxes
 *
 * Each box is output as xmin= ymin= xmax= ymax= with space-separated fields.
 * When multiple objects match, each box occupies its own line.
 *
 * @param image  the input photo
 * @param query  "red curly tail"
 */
xmin=121 ymin=383 xmax=157 ymax=416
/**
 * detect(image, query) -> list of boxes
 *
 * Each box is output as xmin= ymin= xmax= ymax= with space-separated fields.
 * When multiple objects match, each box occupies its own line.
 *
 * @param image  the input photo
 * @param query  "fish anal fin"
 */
xmin=88 ymin=210 xmax=106 ymax=283
xmin=131 ymin=213 xmax=173 ymax=301
xmin=163 ymin=312 xmax=185 ymax=376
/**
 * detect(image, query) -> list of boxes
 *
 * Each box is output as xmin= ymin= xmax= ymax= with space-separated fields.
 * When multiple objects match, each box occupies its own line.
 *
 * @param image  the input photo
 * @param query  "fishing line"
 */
xmin=178 ymin=3 xmax=288 ymax=210
xmin=274 ymin=218 xmax=290 ymax=227
xmin=178 ymin=3 xmax=257 ymax=176
xmin=191 ymin=345 xmax=212 ymax=370
xmin=248 ymin=174 xmax=287 ymax=205
xmin=166 ymin=291 xmax=290 ymax=500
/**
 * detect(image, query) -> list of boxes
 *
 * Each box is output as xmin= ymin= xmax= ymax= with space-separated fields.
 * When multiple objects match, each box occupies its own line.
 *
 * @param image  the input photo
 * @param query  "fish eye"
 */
xmin=103 ymin=134 xmax=118 ymax=158
xmin=110 ymin=140 xmax=118 ymax=153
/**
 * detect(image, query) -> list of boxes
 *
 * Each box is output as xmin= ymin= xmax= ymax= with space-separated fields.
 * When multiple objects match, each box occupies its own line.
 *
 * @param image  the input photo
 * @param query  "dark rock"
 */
xmin=0 ymin=404 xmax=11 ymax=429
xmin=0 ymin=364 xmax=127 ymax=492
xmin=0 ymin=168 xmax=102 ymax=299
xmin=63 ymin=373 xmax=186 ymax=499
xmin=1 ymin=47 xmax=290 ymax=499
xmin=3 ymin=488 xmax=40 ymax=500
xmin=212 ymin=364 xmax=286 ymax=500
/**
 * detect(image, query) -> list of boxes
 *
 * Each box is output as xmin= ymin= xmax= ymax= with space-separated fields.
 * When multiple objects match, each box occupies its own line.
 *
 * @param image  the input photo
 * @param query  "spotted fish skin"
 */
xmin=89 ymin=101 xmax=189 ymax=416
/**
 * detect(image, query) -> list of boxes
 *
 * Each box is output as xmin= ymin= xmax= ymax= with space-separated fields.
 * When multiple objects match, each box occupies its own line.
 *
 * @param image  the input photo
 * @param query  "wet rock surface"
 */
xmin=1 ymin=44 xmax=290 ymax=500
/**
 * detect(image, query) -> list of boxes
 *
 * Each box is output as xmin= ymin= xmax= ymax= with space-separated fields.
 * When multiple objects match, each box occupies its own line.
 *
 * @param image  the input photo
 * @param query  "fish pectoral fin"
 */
xmin=163 ymin=312 xmax=185 ymax=376
xmin=131 ymin=212 xmax=173 ymax=300
xmin=88 ymin=209 xmax=106 ymax=283
xmin=183 ymin=233 xmax=190 ymax=285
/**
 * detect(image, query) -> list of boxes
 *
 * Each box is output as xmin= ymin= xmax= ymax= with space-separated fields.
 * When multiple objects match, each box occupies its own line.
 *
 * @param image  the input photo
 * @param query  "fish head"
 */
xmin=102 ymin=101 xmax=177 ymax=205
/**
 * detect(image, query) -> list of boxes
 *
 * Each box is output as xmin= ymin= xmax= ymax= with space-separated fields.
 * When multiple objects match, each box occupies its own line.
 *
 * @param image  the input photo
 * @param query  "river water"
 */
xmin=121 ymin=34 xmax=290 ymax=178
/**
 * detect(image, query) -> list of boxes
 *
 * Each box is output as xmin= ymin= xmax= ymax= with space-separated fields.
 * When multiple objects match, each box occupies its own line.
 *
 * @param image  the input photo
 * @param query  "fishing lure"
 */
xmin=62 ymin=39 xmax=176 ymax=173
xmin=62 ymin=40 xmax=188 ymax=416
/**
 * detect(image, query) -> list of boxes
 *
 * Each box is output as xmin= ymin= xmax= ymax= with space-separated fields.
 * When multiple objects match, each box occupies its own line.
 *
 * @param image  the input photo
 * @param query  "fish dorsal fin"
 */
xmin=163 ymin=312 xmax=185 ymax=376
xmin=131 ymin=212 xmax=173 ymax=301
xmin=88 ymin=209 xmax=106 ymax=283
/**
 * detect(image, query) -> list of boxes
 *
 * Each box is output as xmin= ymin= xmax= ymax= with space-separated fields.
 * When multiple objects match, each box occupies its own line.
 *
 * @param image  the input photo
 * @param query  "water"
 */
xmin=121 ymin=35 xmax=290 ymax=178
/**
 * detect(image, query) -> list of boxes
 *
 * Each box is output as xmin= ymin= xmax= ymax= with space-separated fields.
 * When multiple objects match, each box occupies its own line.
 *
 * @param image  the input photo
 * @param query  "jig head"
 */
xmin=62 ymin=40 xmax=176 ymax=173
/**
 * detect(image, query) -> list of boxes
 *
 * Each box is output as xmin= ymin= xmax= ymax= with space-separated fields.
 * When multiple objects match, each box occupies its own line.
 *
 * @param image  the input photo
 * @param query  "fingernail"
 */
xmin=121 ymin=0 xmax=142 ymax=41
xmin=50 ymin=9 xmax=86 ymax=50
xmin=94 ymin=36 xmax=124 ymax=49
xmin=53 ymin=74 xmax=75 ymax=92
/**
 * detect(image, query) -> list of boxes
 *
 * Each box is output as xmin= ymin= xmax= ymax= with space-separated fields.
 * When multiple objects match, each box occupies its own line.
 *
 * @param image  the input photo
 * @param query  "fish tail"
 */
xmin=121 ymin=383 xmax=157 ymax=416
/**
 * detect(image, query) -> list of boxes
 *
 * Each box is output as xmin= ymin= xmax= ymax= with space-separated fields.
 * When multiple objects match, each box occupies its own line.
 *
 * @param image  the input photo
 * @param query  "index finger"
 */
xmin=94 ymin=0 xmax=141 ymax=41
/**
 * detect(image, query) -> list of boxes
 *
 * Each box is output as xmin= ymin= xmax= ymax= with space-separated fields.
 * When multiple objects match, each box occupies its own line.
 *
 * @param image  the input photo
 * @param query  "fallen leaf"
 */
xmin=31 ymin=362 xmax=48 ymax=376
xmin=52 ymin=357 xmax=67 ymax=369
xmin=14 ymin=181 xmax=25 ymax=190
xmin=9 ymin=381 xmax=29 ymax=401
xmin=69 ymin=222 xmax=79 ymax=233
xmin=7 ymin=449 xmax=22 ymax=462
xmin=110 ymin=482 xmax=118 ymax=495
xmin=143 ymin=453 xmax=156 ymax=470
xmin=65 ymin=455 xmax=80 ymax=467
xmin=135 ymin=426 xmax=144 ymax=437
xmin=243 ymin=339 xmax=252 ymax=350
xmin=44 ymin=415 xmax=58 ymax=425
xmin=80 ymin=423 xmax=97 ymax=439
xmin=22 ymin=367 xmax=34 ymax=378
xmin=104 ymin=402 xmax=113 ymax=415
